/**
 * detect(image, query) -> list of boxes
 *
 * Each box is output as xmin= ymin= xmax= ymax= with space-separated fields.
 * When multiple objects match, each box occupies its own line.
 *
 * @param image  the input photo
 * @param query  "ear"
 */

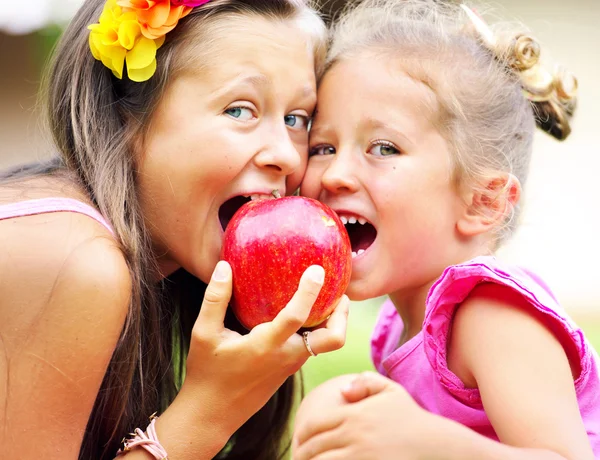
xmin=456 ymin=174 xmax=521 ymax=238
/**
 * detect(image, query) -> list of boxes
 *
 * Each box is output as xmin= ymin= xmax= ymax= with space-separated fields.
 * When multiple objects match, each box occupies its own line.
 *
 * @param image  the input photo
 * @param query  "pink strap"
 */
xmin=0 ymin=197 xmax=114 ymax=236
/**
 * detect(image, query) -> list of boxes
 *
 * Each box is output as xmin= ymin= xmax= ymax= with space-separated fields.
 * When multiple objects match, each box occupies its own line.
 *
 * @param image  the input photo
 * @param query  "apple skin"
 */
xmin=221 ymin=196 xmax=352 ymax=330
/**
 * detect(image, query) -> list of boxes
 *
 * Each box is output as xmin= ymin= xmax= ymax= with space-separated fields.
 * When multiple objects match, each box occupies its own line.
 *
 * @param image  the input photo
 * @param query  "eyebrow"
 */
xmin=310 ymin=117 xmax=416 ymax=146
xmin=211 ymin=73 xmax=315 ymax=104
xmin=363 ymin=117 xmax=415 ymax=146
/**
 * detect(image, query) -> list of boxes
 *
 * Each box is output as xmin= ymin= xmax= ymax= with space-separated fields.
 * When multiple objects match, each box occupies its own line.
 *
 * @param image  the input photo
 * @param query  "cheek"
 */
xmin=286 ymin=151 xmax=309 ymax=194
xmin=299 ymin=161 xmax=323 ymax=197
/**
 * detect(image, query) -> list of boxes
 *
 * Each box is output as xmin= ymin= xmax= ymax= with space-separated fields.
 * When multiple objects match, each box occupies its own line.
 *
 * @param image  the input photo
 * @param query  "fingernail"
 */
xmin=308 ymin=265 xmax=325 ymax=284
xmin=213 ymin=261 xmax=230 ymax=281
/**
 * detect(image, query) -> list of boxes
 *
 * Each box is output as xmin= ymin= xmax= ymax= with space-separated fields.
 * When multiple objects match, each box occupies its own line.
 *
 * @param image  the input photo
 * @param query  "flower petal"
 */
xmin=126 ymin=36 xmax=157 ymax=69
xmin=127 ymin=59 xmax=157 ymax=82
xmin=109 ymin=47 xmax=127 ymax=79
xmin=118 ymin=19 xmax=141 ymax=50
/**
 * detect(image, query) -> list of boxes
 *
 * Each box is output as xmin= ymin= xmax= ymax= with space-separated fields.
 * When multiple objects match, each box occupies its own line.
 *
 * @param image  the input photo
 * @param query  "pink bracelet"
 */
xmin=117 ymin=414 xmax=168 ymax=459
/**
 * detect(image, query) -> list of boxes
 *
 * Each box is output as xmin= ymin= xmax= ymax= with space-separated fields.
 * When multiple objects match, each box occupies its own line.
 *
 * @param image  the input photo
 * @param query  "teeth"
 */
xmin=250 ymin=194 xmax=273 ymax=201
xmin=337 ymin=213 xmax=368 ymax=225
xmin=357 ymin=249 xmax=364 ymax=255
xmin=351 ymin=251 xmax=357 ymax=258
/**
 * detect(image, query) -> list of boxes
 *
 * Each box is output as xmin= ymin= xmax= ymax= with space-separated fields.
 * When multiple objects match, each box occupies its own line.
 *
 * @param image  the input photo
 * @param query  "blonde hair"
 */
xmin=2 ymin=1 xmax=326 ymax=458
xmin=326 ymin=0 xmax=576 ymax=242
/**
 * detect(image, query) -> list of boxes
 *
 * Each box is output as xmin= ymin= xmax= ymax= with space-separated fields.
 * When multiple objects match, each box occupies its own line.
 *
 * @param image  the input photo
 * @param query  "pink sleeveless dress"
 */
xmin=371 ymin=256 xmax=600 ymax=453
xmin=0 ymin=197 xmax=114 ymax=235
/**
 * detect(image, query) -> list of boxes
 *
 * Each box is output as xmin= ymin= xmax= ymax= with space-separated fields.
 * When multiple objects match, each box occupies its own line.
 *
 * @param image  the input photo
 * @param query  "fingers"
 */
xmin=194 ymin=261 xmax=232 ymax=333
xmin=340 ymin=371 xmax=396 ymax=403
xmin=268 ymin=265 xmax=325 ymax=344
xmin=299 ymin=452 xmax=348 ymax=460
xmin=293 ymin=428 xmax=347 ymax=460
xmin=293 ymin=411 xmax=346 ymax=453
xmin=301 ymin=295 xmax=349 ymax=356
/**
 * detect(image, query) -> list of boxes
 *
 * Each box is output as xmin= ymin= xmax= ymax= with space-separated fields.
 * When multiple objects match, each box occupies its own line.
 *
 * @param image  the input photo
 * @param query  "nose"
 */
xmin=320 ymin=149 xmax=360 ymax=195
xmin=253 ymin=122 xmax=302 ymax=177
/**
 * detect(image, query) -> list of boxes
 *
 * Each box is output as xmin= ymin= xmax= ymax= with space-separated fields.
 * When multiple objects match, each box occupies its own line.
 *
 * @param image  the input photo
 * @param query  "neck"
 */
xmin=388 ymin=280 xmax=435 ymax=347
xmin=155 ymin=257 xmax=181 ymax=281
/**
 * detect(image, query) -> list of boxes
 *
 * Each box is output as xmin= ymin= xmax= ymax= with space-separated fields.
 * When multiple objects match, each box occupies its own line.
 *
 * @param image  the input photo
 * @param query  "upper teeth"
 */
xmin=338 ymin=214 xmax=368 ymax=225
xmin=247 ymin=194 xmax=274 ymax=201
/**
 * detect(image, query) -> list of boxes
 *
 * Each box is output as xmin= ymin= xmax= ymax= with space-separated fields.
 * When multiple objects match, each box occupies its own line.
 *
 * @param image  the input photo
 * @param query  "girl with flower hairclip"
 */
xmin=293 ymin=0 xmax=598 ymax=459
xmin=0 ymin=0 xmax=350 ymax=459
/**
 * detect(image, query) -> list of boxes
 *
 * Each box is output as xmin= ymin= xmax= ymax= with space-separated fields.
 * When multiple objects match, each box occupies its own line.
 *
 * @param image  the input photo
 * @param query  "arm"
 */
xmin=293 ymin=372 xmax=572 ymax=460
xmin=0 ymin=216 xmax=131 ymax=458
xmin=293 ymin=284 xmax=593 ymax=460
xmin=447 ymin=283 xmax=593 ymax=460
xmin=118 ymin=262 xmax=349 ymax=459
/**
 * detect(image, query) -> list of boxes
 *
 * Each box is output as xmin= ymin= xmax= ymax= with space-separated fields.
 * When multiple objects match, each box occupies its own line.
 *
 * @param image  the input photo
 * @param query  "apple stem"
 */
xmin=272 ymin=189 xmax=281 ymax=199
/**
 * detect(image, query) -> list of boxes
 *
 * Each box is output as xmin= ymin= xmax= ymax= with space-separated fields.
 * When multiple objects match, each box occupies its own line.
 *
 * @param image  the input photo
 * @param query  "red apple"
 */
xmin=221 ymin=196 xmax=352 ymax=330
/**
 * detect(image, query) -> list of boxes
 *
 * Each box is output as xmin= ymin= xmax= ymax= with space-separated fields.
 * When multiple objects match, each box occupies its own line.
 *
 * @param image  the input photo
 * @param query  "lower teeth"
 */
xmin=351 ymin=249 xmax=365 ymax=258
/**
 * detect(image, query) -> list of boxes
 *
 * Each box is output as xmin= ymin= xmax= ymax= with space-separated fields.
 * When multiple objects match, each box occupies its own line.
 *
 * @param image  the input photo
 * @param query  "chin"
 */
xmin=345 ymin=281 xmax=382 ymax=302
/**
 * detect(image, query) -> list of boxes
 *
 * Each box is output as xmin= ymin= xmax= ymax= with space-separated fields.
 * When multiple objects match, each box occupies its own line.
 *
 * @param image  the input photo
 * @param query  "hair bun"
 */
xmin=460 ymin=5 xmax=578 ymax=141
xmin=511 ymin=34 xmax=540 ymax=70
xmin=505 ymin=34 xmax=578 ymax=141
xmin=530 ymin=65 xmax=577 ymax=140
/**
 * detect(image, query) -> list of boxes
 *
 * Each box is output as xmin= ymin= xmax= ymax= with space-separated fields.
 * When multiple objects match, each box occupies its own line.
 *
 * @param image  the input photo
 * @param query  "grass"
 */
xmin=301 ymin=298 xmax=600 ymax=393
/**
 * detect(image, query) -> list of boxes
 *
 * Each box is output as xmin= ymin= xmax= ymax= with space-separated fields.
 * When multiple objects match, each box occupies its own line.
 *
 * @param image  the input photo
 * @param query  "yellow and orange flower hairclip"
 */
xmin=88 ymin=0 xmax=212 ymax=82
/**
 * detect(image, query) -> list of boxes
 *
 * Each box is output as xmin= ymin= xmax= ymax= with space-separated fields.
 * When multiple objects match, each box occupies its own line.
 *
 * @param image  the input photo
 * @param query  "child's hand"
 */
xmin=293 ymin=371 xmax=441 ymax=460
xmin=181 ymin=261 xmax=350 ymax=440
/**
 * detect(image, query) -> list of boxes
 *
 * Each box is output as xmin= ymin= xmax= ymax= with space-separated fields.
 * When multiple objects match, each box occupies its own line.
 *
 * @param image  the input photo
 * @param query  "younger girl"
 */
xmin=295 ymin=0 xmax=599 ymax=458
xmin=0 ymin=1 xmax=349 ymax=459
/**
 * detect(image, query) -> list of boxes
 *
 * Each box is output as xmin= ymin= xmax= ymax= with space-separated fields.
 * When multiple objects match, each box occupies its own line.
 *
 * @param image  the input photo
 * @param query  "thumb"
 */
xmin=340 ymin=371 xmax=396 ymax=403
xmin=195 ymin=261 xmax=232 ymax=333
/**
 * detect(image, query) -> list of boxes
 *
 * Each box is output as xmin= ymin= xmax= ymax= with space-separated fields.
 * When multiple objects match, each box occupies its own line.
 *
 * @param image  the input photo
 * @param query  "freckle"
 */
xmin=393 ymin=166 xmax=396 ymax=170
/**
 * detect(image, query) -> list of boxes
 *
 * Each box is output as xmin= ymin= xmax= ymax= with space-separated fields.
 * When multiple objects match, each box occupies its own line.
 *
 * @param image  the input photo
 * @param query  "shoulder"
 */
xmin=0 ymin=197 xmax=131 ymax=334
xmin=449 ymin=282 xmax=580 ymax=387
xmin=448 ymin=288 xmax=595 ymax=458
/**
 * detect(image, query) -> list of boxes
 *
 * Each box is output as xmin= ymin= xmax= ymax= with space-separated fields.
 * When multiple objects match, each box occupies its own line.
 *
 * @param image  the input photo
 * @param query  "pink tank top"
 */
xmin=371 ymin=256 xmax=600 ymax=453
xmin=0 ymin=197 xmax=114 ymax=236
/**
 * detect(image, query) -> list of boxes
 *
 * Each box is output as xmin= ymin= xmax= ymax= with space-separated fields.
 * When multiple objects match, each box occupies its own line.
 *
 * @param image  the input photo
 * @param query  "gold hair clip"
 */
xmin=460 ymin=4 xmax=577 ymax=140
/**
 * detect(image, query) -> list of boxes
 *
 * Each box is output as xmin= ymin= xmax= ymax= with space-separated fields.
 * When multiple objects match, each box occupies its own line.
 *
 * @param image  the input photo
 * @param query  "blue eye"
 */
xmin=284 ymin=114 xmax=309 ymax=130
xmin=309 ymin=145 xmax=336 ymax=157
xmin=368 ymin=142 xmax=400 ymax=156
xmin=225 ymin=106 xmax=254 ymax=121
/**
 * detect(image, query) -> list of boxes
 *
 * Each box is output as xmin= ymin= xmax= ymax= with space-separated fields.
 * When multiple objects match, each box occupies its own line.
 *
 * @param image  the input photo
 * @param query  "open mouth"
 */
xmin=219 ymin=196 xmax=250 ymax=232
xmin=337 ymin=214 xmax=377 ymax=258
xmin=218 ymin=193 xmax=276 ymax=232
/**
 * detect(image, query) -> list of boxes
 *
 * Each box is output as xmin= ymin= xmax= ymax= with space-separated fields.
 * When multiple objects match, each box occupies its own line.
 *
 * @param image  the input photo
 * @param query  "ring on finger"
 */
xmin=302 ymin=331 xmax=317 ymax=357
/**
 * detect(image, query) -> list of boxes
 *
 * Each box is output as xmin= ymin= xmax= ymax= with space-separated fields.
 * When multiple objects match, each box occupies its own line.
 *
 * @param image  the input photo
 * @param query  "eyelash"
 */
xmin=224 ymin=105 xmax=256 ymax=121
xmin=308 ymin=144 xmax=336 ymax=157
xmin=225 ymin=105 xmax=311 ymax=131
xmin=368 ymin=140 xmax=401 ymax=157
xmin=308 ymin=140 xmax=402 ymax=157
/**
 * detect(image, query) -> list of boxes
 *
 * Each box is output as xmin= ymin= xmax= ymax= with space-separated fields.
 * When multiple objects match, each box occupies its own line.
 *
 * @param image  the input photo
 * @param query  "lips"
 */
xmin=335 ymin=212 xmax=377 ymax=258
xmin=218 ymin=193 xmax=277 ymax=231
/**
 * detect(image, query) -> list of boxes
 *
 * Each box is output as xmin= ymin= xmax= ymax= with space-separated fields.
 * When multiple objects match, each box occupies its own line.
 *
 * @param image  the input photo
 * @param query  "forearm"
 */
xmin=117 ymin=389 xmax=230 ymax=460
xmin=433 ymin=416 xmax=567 ymax=460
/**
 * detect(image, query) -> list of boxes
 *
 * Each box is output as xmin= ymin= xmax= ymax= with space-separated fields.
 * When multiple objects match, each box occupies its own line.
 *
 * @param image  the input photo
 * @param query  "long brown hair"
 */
xmin=3 ymin=1 xmax=326 ymax=458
